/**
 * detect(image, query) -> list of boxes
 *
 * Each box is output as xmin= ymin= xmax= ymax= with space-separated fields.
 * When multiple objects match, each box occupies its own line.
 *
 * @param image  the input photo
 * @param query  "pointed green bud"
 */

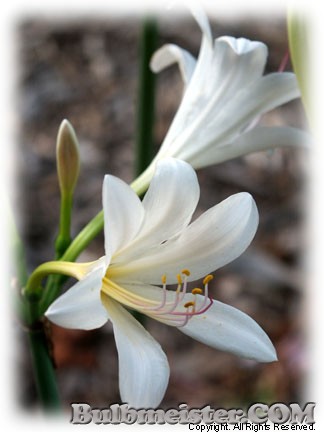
xmin=56 ymin=119 xmax=80 ymax=196
xmin=55 ymin=119 xmax=80 ymax=258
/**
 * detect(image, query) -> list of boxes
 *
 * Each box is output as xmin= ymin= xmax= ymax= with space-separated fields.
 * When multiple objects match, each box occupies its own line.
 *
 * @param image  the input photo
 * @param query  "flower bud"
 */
xmin=56 ymin=119 xmax=80 ymax=196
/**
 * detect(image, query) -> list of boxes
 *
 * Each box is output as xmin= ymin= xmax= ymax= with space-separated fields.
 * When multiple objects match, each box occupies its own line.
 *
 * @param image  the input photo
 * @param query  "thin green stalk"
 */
xmin=135 ymin=17 xmax=158 ymax=177
xmin=24 ymin=260 xmax=91 ymax=410
xmin=55 ymin=192 xmax=73 ymax=258
xmin=6 ymin=199 xmax=60 ymax=410
xmin=60 ymin=210 xmax=104 ymax=262
xmin=25 ymin=260 xmax=90 ymax=297
xmin=10 ymin=216 xmax=29 ymax=323
xmin=27 ymin=326 xmax=61 ymax=411
xmin=39 ymin=210 xmax=104 ymax=315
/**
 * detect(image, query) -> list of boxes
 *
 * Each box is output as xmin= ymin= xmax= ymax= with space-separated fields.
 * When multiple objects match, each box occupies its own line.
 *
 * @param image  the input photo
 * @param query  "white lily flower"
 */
xmin=131 ymin=4 xmax=307 ymax=193
xmin=46 ymin=158 xmax=277 ymax=408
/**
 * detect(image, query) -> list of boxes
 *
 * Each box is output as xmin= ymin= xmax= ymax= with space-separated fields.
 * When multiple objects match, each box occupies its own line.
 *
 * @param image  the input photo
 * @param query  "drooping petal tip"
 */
xmin=150 ymin=44 xmax=196 ymax=86
xmin=179 ymin=299 xmax=278 ymax=363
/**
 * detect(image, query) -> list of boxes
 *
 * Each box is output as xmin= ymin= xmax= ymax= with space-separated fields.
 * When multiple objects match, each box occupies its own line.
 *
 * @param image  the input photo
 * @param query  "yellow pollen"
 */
xmin=203 ymin=274 xmax=214 ymax=285
xmin=184 ymin=301 xmax=195 ymax=308
xmin=182 ymin=269 xmax=191 ymax=276
xmin=192 ymin=288 xmax=203 ymax=295
xmin=161 ymin=274 xmax=167 ymax=284
xmin=177 ymin=274 xmax=183 ymax=285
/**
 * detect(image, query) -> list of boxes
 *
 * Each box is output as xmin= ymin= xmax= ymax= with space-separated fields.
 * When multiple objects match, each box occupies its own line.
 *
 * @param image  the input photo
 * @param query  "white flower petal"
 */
xmin=107 ymin=283 xmax=276 ymax=362
xmin=179 ymin=299 xmax=277 ymax=362
xmin=156 ymin=37 xmax=268 ymax=160
xmin=205 ymin=37 xmax=268 ymax=104
xmin=187 ymin=0 xmax=213 ymax=44
xmin=114 ymin=158 xmax=199 ymax=264
xmin=111 ymin=192 xmax=258 ymax=284
xmin=45 ymin=262 xmax=108 ymax=330
xmin=189 ymin=126 xmax=310 ymax=169
xmin=156 ymin=5 xmax=213 ymax=157
xmin=223 ymin=36 xmax=267 ymax=55
xmin=150 ymin=44 xmax=196 ymax=87
xmin=173 ymin=72 xmax=301 ymax=164
xmin=101 ymin=296 xmax=170 ymax=408
xmin=103 ymin=175 xmax=144 ymax=258
xmin=217 ymin=72 xmax=301 ymax=132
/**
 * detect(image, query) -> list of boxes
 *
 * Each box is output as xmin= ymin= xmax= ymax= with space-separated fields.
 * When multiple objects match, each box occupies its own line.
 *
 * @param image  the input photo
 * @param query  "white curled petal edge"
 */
xmin=150 ymin=44 xmax=196 ymax=87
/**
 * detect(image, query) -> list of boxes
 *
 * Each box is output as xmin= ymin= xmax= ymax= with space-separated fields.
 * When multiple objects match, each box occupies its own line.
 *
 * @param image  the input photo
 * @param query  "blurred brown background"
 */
xmin=14 ymin=6 xmax=308 ymax=413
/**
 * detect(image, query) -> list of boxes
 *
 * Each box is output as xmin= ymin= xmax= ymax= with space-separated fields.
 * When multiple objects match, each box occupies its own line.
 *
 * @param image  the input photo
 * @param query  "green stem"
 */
xmin=9 ymin=213 xmax=30 ymax=323
xmin=6 ymin=200 xmax=60 ymax=410
xmin=55 ymin=193 xmax=73 ymax=259
xmin=27 ymin=325 xmax=61 ymax=411
xmin=135 ymin=17 xmax=158 ymax=177
xmin=61 ymin=210 xmax=104 ymax=263
xmin=39 ymin=211 xmax=104 ymax=314
xmin=25 ymin=260 xmax=88 ymax=297
xmin=131 ymin=163 xmax=155 ymax=197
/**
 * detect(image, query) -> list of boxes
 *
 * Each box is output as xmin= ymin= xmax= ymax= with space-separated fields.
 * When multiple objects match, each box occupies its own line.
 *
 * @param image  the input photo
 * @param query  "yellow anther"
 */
xmin=161 ymin=274 xmax=167 ymax=285
xmin=182 ymin=269 xmax=191 ymax=276
xmin=203 ymin=274 xmax=214 ymax=285
xmin=184 ymin=301 xmax=195 ymax=308
xmin=177 ymin=274 xmax=183 ymax=285
xmin=192 ymin=288 xmax=203 ymax=295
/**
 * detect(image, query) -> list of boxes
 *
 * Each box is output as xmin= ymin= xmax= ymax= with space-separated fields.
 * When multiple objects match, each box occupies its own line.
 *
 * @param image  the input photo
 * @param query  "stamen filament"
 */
xmin=153 ymin=272 xmax=189 ymax=315
xmin=102 ymin=269 xmax=214 ymax=327
xmin=150 ymin=277 xmax=168 ymax=311
xmin=196 ymin=275 xmax=212 ymax=312
xmin=172 ymin=297 xmax=213 ymax=316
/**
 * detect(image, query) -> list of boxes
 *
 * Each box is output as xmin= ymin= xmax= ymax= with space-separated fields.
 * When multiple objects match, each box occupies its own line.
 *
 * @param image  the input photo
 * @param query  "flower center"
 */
xmin=101 ymin=269 xmax=214 ymax=327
